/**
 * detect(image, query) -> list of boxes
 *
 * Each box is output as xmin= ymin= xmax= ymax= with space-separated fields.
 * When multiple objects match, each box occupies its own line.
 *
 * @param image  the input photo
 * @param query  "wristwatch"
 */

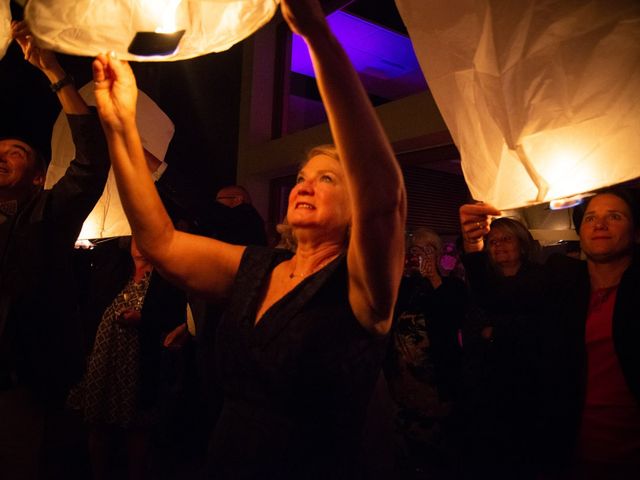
xmin=50 ymin=74 xmax=74 ymax=93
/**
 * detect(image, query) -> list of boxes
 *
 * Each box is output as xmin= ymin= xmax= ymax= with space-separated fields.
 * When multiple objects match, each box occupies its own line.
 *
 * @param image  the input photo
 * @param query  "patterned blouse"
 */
xmin=68 ymin=271 xmax=153 ymax=427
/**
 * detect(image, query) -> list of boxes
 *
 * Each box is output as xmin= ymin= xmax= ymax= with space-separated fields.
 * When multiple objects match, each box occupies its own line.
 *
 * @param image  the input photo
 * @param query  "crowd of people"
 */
xmin=1 ymin=0 xmax=639 ymax=479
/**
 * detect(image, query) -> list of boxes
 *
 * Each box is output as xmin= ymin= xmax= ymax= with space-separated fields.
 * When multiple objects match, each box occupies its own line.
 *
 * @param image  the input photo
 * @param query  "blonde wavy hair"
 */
xmin=275 ymin=144 xmax=346 ymax=252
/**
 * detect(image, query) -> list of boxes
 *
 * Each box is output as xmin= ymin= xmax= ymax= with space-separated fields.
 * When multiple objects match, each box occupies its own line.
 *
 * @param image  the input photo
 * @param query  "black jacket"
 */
xmin=460 ymin=253 xmax=547 ymax=476
xmin=540 ymin=253 xmax=640 ymax=468
xmin=0 ymin=112 xmax=110 ymax=406
xmin=462 ymin=251 xmax=640 ymax=470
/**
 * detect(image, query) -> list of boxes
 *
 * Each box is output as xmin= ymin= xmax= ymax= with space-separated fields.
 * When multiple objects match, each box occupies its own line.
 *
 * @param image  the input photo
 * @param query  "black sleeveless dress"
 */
xmin=208 ymin=246 xmax=388 ymax=478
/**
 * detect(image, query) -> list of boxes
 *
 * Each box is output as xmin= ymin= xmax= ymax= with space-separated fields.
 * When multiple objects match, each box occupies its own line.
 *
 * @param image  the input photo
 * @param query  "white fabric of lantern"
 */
xmin=25 ymin=0 xmax=279 ymax=62
xmin=0 ymin=0 xmax=11 ymax=60
xmin=45 ymin=83 xmax=174 ymax=240
xmin=396 ymin=0 xmax=640 ymax=209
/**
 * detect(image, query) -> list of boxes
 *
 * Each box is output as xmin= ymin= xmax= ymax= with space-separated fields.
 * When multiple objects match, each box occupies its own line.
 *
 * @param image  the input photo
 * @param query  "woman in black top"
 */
xmin=458 ymin=214 xmax=546 ymax=479
xmin=91 ymin=0 xmax=407 ymax=476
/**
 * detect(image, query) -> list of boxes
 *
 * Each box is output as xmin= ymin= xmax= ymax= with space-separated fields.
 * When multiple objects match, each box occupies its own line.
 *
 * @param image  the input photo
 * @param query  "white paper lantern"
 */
xmin=396 ymin=0 xmax=640 ymax=209
xmin=46 ymin=83 xmax=174 ymax=240
xmin=0 ymin=0 xmax=11 ymax=60
xmin=25 ymin=0 xmax=279 ymax=61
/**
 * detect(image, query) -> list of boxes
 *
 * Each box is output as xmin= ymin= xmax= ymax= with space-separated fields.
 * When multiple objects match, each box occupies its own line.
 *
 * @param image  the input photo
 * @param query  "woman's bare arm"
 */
xmin=92 ymin=54 xmax=244 ymax=300
xmin=282 ymin=0 xmax=407 ymax=335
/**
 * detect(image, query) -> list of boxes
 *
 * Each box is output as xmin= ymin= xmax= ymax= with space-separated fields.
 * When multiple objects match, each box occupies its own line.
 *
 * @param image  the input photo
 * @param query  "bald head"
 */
xmin=216 ymin=185 xmax=251 ymax=208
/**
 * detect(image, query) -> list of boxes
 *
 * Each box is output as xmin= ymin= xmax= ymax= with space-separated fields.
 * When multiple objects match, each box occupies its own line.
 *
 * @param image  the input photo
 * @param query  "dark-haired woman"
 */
xmin=460 ymin=193 xmax=640 ymax=478
xmin=457 ymin=210 xmax=546 ymax=479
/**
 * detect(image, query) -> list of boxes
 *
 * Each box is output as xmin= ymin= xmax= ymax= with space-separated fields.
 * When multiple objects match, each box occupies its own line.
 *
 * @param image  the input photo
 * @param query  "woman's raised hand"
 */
xmin=459 ymin=203 xmax=501 ymax=252
xmin=11 ymin=20 xmax=60 ymax=74
xmin=92 ymin=53 xmax=138 ymax=134
xmin=280 ymin=0 xmax=328 ymax=38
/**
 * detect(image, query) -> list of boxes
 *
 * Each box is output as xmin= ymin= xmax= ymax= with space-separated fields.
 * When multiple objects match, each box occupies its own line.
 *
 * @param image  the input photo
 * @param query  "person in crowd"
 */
xmin=214 ymin=184 xmax=248 ymax=207
xmin=0 ymin=21 xmax=110 ymax=479
xmin=193 ymin=183 xmax=269 ymax=415
xmin=68 ymin=236 xmax=186 ymax=480
xmin=385 ymin=228 xmax=466 ymax=478
xmin=460 ymin=189 xmax=640 ymax=479
xmin=439 ymin=239 xmax=466 ymax=281
xmin=91 ymin=0 xmax=406 ymax=477
xmin=199 ymin=184 xmax=268 ymax=247
xmin=457 ymin=215 xmax=546 ymax=479
xmin=484 ymin=217 xmax=539 ymax=275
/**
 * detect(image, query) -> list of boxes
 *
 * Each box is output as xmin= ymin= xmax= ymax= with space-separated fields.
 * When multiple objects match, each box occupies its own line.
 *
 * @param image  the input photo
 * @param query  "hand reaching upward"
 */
xmin=11 ymin=20 xmax=61 ymax=74
xmin=92 ymin=53 xmax=138 ymax=134
xmin=280 ymin=0 xmax=329 ymax=39
xmin=11 ymin=20 xmax=88 ymax=113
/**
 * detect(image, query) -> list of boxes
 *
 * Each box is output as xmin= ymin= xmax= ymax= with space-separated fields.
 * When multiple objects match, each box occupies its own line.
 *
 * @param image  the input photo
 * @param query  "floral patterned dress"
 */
xmin=68 ymin=272 xmax=152 ymax=427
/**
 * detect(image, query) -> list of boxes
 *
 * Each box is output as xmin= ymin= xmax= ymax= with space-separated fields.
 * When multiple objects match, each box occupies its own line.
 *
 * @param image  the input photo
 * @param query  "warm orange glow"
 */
xmin=150 ymin=0 xmax=182 ymax=34
xmin=25 ymin=0 xmax=280 ymax=62
xmin=397 ymin=0 xmax=640 ymax=209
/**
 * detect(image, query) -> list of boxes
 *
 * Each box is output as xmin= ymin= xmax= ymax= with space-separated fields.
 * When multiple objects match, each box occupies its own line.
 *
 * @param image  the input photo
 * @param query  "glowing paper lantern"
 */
xmin=396 ymin=0 xmax=640 ymax=209
xmin=25 ymin=0 xmax=279 ymax=61
xmin=0 ymin=0 xmax=10 ymax=60
xmin=45 ymin=83 xmax=174 ymax=240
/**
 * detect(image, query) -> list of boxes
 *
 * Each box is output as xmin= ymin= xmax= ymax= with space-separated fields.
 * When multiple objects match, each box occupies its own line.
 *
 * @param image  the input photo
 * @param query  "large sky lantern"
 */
xmin=45 ymin=83 xmax=174 ymax=244
xmin=396 ymin=0 xmax=640 ymax=210
xmin=24 ymin=0 xmax=280 ymax=61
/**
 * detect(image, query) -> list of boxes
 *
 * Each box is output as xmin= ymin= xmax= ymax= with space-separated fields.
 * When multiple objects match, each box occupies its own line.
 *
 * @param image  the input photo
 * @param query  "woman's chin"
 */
xmin=288 ymin=212 xmax=320 ymax=228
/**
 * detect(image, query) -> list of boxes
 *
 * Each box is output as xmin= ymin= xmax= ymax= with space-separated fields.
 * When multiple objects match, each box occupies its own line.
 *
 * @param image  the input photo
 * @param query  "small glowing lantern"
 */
xmin=45 ymin=83 xmax=174 ymax=241
xmin=396 ymin=0 xmax=640 ymax=209
xmin=0 ymin=0 xmax=10 ymax=60
xmin=25 ymin=0 xmax=279 ymax=61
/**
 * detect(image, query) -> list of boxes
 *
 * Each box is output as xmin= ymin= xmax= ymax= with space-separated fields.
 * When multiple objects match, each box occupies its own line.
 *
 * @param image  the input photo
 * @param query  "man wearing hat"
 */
xmin=0 ymin=22 xmax=109 ymax=479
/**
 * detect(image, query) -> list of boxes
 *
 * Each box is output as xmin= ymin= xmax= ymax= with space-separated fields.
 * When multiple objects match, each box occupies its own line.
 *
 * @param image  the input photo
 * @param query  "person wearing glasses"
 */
xmin=461 ymin=190 xmax=640 ymax=478
xmin=457 ymin=213 xmax=545 ymax=479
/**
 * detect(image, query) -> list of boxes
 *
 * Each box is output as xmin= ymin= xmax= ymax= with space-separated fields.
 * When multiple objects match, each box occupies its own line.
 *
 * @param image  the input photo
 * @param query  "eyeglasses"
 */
xmin=488 ymin=235 xmax=515 ymax=246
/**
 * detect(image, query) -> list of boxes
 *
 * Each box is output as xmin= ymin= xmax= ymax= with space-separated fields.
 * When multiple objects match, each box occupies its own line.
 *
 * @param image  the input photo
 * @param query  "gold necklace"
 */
xmin=288 ymin=258 xmax=333 ymax=279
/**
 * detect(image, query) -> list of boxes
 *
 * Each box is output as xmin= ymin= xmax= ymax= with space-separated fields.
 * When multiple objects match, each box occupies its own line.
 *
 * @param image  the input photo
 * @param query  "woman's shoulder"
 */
xmin=233 ymin=246 xmax=294 ymax=286
xmin=240 ymin=245 xmax=293 ymax=266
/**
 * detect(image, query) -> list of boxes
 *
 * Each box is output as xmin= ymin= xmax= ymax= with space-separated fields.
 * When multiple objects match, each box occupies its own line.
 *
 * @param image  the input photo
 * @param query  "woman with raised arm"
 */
xmin=458 ymin=204 xmax=548 ymax=479
xmin=93 ymin=0 xmax=406 ymax=476
xmin=460 ymin=196 xmax=640 ymax=478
